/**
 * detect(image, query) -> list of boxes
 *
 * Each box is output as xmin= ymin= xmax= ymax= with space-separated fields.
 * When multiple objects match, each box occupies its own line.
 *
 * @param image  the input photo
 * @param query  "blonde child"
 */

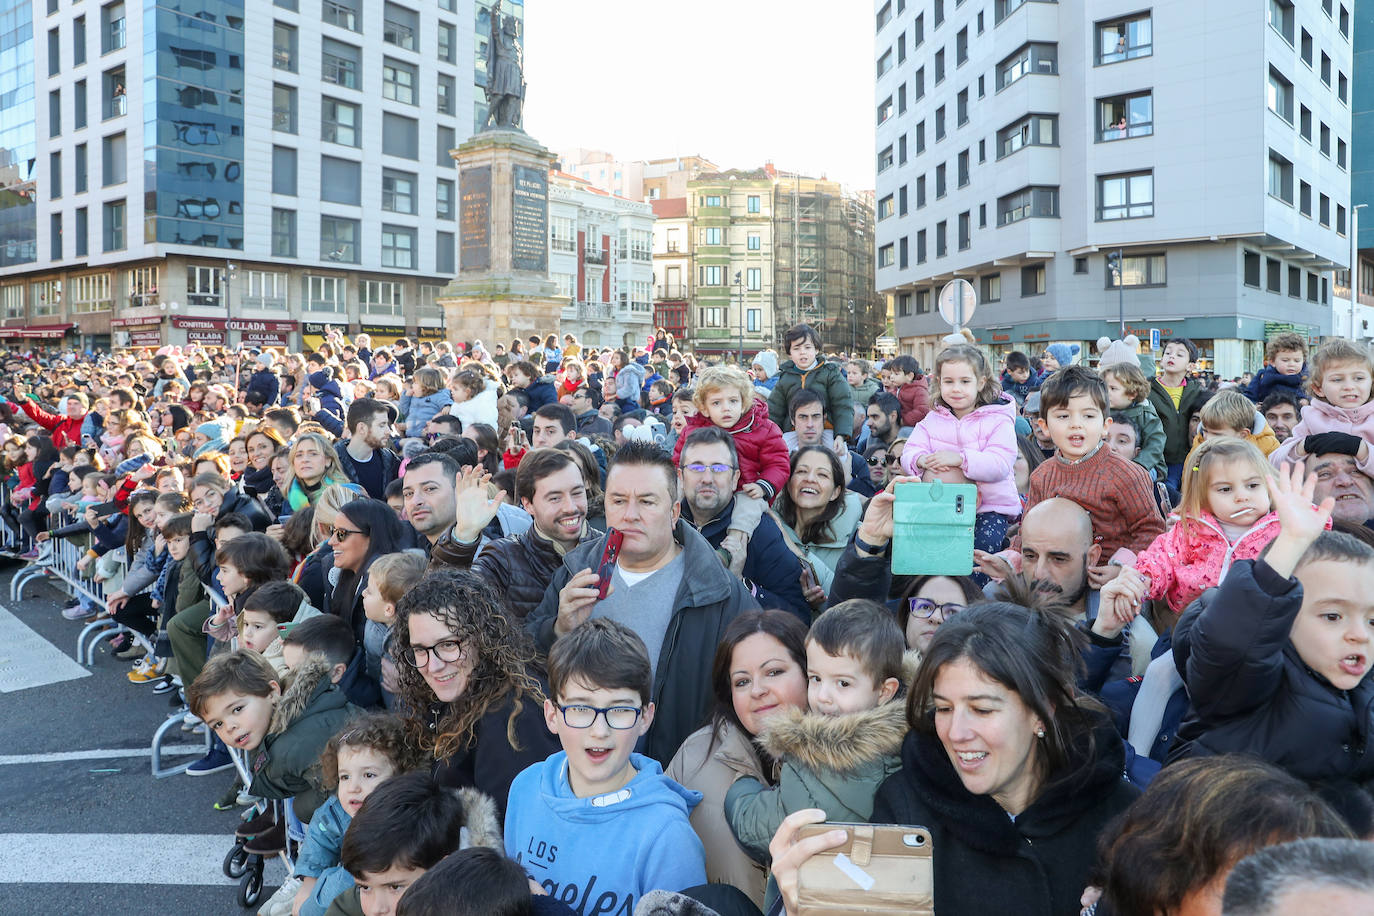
xmin=1115 ymin=439 xmax=1306 ymax=619
xmin=99 ymin=408 xmax=131 ymax=466
xmin=899 ymin=343 xmax=1019 ymax=555
xmin=1100 ymin=361 xmax=1168 ymax=482
xmin=399 ymin=366 xmax=453 ymax=438
xmin=447 ymin=369 xmax=498 ymax=430
xmin=282 ymin=712 xmax=428 ymax=916
xmin=1192 ymin=389 xmax=1280 ymax=456
xmin=360 ymin=550 xmax=427 ymax=708
xmin=672 ymin=365 xmax=791 ymax=575
xmin=1270 ymin=338 xmax=1374 ymax=472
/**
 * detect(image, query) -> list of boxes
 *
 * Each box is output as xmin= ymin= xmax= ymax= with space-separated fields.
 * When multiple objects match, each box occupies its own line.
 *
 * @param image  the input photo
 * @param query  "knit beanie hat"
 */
xmin=196 ymin=418 xmax=233 ymax=442
xmin=751 ymin=350 xmax=778 ymax=378
xmin=307 ymin=370 xmax=332 ymax=390
xmin=1096 ymin=336 xmax=1141 ymax=370
xmin=1045 ymin=343 xmax=1080 ymax=367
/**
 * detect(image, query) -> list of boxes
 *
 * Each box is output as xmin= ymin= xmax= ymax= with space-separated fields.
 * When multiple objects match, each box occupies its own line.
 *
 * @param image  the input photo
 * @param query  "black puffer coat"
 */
xmin=430 ymin=525 xmax=597 ymax=621
xmin=871 ymin=716 xmax=1139 ymax=916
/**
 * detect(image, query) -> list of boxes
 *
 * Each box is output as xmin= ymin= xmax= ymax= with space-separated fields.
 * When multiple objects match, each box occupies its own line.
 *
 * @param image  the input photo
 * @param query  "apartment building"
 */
xmin=874 ymin=0 xmax=1352 ymax=376
xmin=0 ymin=0 xmax=512 ymax=351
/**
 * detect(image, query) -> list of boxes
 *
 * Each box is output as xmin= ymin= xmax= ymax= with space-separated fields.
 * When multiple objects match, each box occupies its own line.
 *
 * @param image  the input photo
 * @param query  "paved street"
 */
xmin=0 ymin=563 xmax=286 ymax=915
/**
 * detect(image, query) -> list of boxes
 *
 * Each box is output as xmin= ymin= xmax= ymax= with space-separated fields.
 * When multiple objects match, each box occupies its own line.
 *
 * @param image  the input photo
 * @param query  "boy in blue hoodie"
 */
xmin=504 ymin=618 xmax=706 ymax=914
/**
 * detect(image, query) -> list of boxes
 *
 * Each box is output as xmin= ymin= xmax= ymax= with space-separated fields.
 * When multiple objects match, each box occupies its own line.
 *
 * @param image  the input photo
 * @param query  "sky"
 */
xmin=522 ymin=0 xmax=875 ymax=191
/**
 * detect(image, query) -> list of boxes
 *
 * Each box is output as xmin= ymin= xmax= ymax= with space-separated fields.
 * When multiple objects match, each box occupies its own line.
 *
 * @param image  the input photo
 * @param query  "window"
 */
xmin=1289 ymin=265 xmax=1302 ymax=297
xmin=49 ymin=151 xmax=61 ymax=199
xmin=273 ymin=84 xmax=297 ymax=133
xmin=1097 ymin=91 xmax=1152 ymax=141
xmin=1319 ymin=194 xmax=1330 ymax=227
xmin=383 ymin=2 xmax=417 ymax=50
xmin=898 ymin=185 xmax=908 ymax=216
xmin=73 ymin=80 xmax=85 ymax=129
xmin=1107 ymin=253 xmax=1166 ymax=288
xmin=913 ymin=12 xmax=924 ymax=47
xmin=438 ymin=21 xmax=456 ymax=63
xmin=958 ymin=212 xmax=970 ymax=250
xmin=74 ymin=144 xmax=86 ymax=192
xmin=980 ymin=273 xmax=1001 ymax=302
xmin=32 ymin=279 xmax=61 ymax=317
xmin=272 ymin=145 xmax=297 ymax=196
xmin=1266 ymin=257 xmax=1282 ymax=292
xmin=747 ymin=232 xmax=761 ymax=251
xmin=933 ymin=0 xmax=944 ymax=28
xmin=876 ymin=1 xmax=892 ymax=31
xmin=322 ymin=98 xmax=359 ymax=147
xmin=437 ymin=179 xmax=454 ymax=219
xmin=1021 ymin=264 xmax=1045 ymax=296
xmin=899 ymin=236 xmax=909 ymax=268
xmin=1321 ymin=53 xmax=1331 ymax=86
xmin=878 ymin=195 xmax=894 ymax=220
xmin=322 ymin=38 xmax=360 ymax=90
xmin=49 ymin=89 xmax=59 ymax=138
xmin=101 ymin=132 xmax=125 ymax=186
xmin=361 ymin=280 xmax=404 ymax=315
xmin=878 ymin=145 xmax=894 ymax=173
xmin=48 ymin=27 xmax=59 ymax=77
xmin=746 ymin=267 xmax=761 ymax=291
xmin=898 ymin=84 xmax=907 ymax=114
xmin=383 ymin=113 xmax=419 ymax=160
xmin=1267 ymin=67 xmax=1293 ymax=122
xmin=916 ymin=175 xmax=926 ymax=208
xmin=1302 ymin=29 xmax=1313 ymax=66
xmin=997 ymin=42 xmax=1056 ymax=90
xmin=186 ymin=266 xmax=222 ymax=308
xmin=1300 ymin=105 xmax=1312 ymax=141
xmin=322 ymin=0 xmax=359 ymax=32
xmin=1341 ymin=4 xmax=1350 ymax=37
xmin=957 ymin=27 xmax=968 ymax=64
xmin=436 ymin=126 xmax=455 ymax=167
xmin=702 ymin=194 xmax=722 ymax=207
xmin=699 ymin=307 xmax=725 ymax=328
xmin=1096 ymin=11 xmax=1152 ymax=64
xmin=916 ymin=229 xmax=926 ymax=263
xmin=1267 ymin=151 xmax=1293 ymax=204
xmin=71 ymin=272 xmax=111 ymax=313
xmin=102 ymin=68 xmax=124 ymax=120
xmin=1337 ymin=205 xmax=1347 ymax=235
xmin=957 ymin=88 xmax=968 ymax=125
xmin=382 ymin=169 xmax=416 ymax=214
xmin=878 ymin=243 xmax=895 ymax=268
xmin=1268 ymin=0 xmax=1294 ymax=44
xmin=997 ymin=113 xmax=1057 ymax=158
xmin=383 ymin=58 xmax=417 ymax=105
xmin=915 ymin=121 xmax=925 ymax=153
xmin=702 ymin=226 xmax=722 ymax=245
xmin=437 ymin=74 xmax=455 ymax=115
xmin=877 ymin=96 xmax=894 ymax=124
xmin=102 ymin=199 xmax=124 ymax=252
xmin=957 ymin=150 xmax=969 ymax=187
xmin=877 ymin=48 xmax=893 ymax=77
xmin=897 ymin=293 xmax=911 ymax=317
xmin=747 ymin=194 xmax=761 ymax=214
xmin=550 ymin=215 xmax=575 ymax=252
xmin=246 ymin=270 xmax=289 ymax=310
xmin=1 ymin=284 xmax=23 ymax=320
xmin=73 ymin=16 xmax=85 ymax=66
xmin=997 ymin=186 xmax=1059 ymax=226
xmin=916 ymin=289 xmax=930 ymax=313
xmin=897 ymin=31 xmax=906 ymax=63
xmin=936 ymin=163 xmax=946 ymax=198
xmin=979 ymin=203 xmax=987 ymax=227
xmin=1338 ymin=139 xmax=1347 ymax=170
xmin=321 ymin=156 xmax=361 ymax=205
xmin=306 ymin=275 xmax=346 ymax=312
xmin=1244 ymin=250 xmax=1262 ymax=287
xmin=935 ymin=48 xmax=945 ymax=84
xmin=101 ymin=2 xmax=125 ymax=53
xmin=321 ymin=216 xmax=359 ymax=263
xmin=1321 ymin=123 xmax=1331 ymax=157
xmin=1338 ymin=72 xmax=1348 ymax=104
xmin=1300 ymin=181 xmax=1312 ymax=216
xmin=935 ymin=106 xmax=946 ymax=141
xmin=1098 ymin=171 xmax=1153 ymax=220
xmin=274 ymin=22 xmax=297 ymax=72
xmin=914 ymin=66 xmax=925 ymax=100
xmin=271 ymin=209 xmax=296 ymax=257
xmin=898 ymin=134 xmax=907 ymax=164
xmin=49 ymin=214 xmax=61 ymax=259
xmin=74 ymin=209 xmax=87 ymax=256
xmin=1308 ymin=272 xmax=1319 ymax=302
xmin=935 ymin=221 xmax=947 ymax=257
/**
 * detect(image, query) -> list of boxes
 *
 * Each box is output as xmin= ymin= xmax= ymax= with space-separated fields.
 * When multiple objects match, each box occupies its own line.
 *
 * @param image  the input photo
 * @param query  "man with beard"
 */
xmin=406 ymin=447 xmax=530 ymax=559
xmin=863 ymin=391 xmax=909 ymax=451
xmin=676 ymin=427 xmax=811 ymax=622
xmin=1260 ymin=390 xmax=1303 ymax=444
xmin=334 ymin=398 xmax=400 ymax=500
xmin=430 ymin=448 xmax=597 ymax=620
xmin=787 ymin=389 xmax=876 ymax=497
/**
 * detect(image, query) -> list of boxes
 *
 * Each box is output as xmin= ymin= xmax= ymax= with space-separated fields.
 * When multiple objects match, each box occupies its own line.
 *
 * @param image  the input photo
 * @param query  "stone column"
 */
xmin=438 ymin=130 xmax=563 ymax=351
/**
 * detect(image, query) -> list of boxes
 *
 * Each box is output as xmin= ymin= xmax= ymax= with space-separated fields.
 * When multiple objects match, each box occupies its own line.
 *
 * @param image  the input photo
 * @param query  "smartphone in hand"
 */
xmin=594 ymin=529 xmax=624 ymax=600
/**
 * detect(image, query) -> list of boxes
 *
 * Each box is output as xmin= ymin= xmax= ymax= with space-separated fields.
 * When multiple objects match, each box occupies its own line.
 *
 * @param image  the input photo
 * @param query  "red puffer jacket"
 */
xmin=896 ymin=378 xmax=930 ymax=427
xmin=673 ymin=398 xmax=790 ymax=502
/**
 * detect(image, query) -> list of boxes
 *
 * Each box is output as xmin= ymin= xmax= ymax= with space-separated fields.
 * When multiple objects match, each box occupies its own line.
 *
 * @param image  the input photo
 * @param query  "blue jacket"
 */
xmin=399 ymin=389 xmax=453 ymax=437
xmin=1244 ymin=365 xmax=1307 ymax=403
xmin=523 ymin=379 xmax=558 ymax=411
xmin=682 ymin=496 xmax=812 ymax=623
xmin=505 ymin=752 xmax=706 ymax=911
xmin=246 ymin=368 xmax=280 ymax=407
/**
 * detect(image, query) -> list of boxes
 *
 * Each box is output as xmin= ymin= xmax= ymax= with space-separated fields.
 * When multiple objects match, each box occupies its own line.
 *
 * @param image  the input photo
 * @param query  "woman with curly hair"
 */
xmin=392 ymin=570 xmax=559 ymax=814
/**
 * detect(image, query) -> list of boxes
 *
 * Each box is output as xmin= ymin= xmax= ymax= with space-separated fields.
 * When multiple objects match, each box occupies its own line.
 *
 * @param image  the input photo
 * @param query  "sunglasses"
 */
xmin=331 ymin=526 xmax=364 ymax=542
xmin=866 ymin=455 xmax=886 ymax=466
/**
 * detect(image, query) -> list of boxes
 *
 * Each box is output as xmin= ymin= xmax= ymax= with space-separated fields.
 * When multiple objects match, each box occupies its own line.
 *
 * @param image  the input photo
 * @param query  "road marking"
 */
xmin=0 ymin=834 xmax=288 ymax=885
xmin=0 ymin=745 xmax=206 ymax=766
xmin=0 ymin=603 xmax=91 ymax=692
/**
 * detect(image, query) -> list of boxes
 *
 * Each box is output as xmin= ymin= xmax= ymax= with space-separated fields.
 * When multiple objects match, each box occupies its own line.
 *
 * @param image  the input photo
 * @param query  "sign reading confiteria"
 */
xmin=171 ymin=318 xmax=297 ymax=332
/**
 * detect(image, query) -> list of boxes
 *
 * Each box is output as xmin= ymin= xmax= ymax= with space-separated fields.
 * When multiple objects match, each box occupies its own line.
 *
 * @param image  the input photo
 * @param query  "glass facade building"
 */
xmin=0 ymin=0 xmax=36 ymax=266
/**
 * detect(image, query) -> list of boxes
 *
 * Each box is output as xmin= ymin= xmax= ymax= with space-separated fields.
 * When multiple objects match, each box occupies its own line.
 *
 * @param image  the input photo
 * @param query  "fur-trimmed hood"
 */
xmin=452 ymin=786 xmax=503 ymax=850
xmin=757 ymin=699 xmax=908 ymax=775
xmin=269 ymin=658 xmax=346 ymax=735
xmin=902 ymin=648 xmax=922 ymax=687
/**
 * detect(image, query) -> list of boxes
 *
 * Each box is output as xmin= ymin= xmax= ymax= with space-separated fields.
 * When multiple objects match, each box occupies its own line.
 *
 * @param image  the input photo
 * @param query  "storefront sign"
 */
xmin=242 ymin=332 xmax=290 ymax=346
xmin=460 ymin=165 xmax=492 ymax=272
xmin=185 ymin=329 xmax=227 ymax=345
xmin=359 ymin=323 xmax=406 ymax=339
xmin=112 ymin=316 xmax=162 ymax=328
xmin=227 ymin=319 xmax=298 ymax=333
xmin=413 ymin=327 xmax=447 ymax=341
xmin=128 ymin=328 xmax=163 ymax=347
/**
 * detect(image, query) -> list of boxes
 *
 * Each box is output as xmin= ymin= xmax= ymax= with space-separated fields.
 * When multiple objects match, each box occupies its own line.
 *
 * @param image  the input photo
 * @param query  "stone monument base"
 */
xmin=440 ymin=277 xmax=564 ymax=351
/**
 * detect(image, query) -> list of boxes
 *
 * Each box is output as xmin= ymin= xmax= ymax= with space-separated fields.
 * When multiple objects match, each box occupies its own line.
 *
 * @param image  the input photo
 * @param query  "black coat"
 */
xmin=682 ymin=496 xmax=811 ymax=624
xmin=219 ymin=483 xmax=273 ymax=532
xmin=1173 ymin=558 xmax=1374 ymax=784
xmin=429 ymin=688 xmax=560 ymax=817
xmin=872 ymin=719 xmax=1139 ymax=916
xmin=430 ymin=525 xmax=597 ymax=622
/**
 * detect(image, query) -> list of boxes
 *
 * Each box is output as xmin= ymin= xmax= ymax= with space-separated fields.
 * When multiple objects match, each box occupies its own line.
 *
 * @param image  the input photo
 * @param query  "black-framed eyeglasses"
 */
xmin=401 ymin=638 xmax=466 ymax=669
xmin=683 ymin=462 xmax=735 ymax=474
xmin=908 ymin=597 xmax=964 ymax=620
xmin=554 ymin=703 xmax=644 ymax=730
xmin=331 ymin=526 xmax=364 ymax=542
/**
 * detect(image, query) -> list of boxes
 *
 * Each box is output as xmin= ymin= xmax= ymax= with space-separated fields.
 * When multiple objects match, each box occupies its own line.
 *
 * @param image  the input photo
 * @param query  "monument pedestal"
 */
xmin=438 ymin=130 xmax=563 ymax=349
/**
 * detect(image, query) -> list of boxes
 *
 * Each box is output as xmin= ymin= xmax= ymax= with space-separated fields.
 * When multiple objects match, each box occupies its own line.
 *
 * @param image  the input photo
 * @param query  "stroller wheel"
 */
xmin=223 ymin=841 xmax=249 ymax=879
xmin=239 ymin=863 xmax=264 ymax=908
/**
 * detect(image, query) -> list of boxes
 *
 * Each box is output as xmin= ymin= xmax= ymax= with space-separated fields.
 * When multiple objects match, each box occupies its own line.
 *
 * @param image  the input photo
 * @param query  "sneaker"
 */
xmin=127 ymin=659 xmax=167 ymax=683
xmin=235 ymin=788 xmax=257 ymax=806
xmin=62 ymin=603 xmax=97 ymax=621
xmin=115 ymin=643 xmax=146 ymax=661
xmin=18 ymin=548 xmax=38 ymax=561
xmin=213 ymin=782 xmax=243 ymax=811
xmin=185 ymin=746 xmax=233 ymax=777
xmin=181 ymin=711 xmax=202 ymax=730
xmin=236 ymin=807 xmax=278 ymax=839
xmin=242 ymin=821 xmax=286 ymax=855
xmin=151 ymin=674 xmax=182 ymax=694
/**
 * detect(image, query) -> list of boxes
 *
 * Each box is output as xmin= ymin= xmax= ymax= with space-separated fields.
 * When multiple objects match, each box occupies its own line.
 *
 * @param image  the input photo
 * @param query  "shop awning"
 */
xmin=0 ymin=323 xmax=75 ymax=339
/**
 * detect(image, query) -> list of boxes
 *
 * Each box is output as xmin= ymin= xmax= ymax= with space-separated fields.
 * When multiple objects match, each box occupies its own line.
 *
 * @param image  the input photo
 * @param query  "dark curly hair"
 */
xmin=392 ymin=570 xmax=545 ymax=761
xmin=320 ymin=711 xmax=429 ymax=791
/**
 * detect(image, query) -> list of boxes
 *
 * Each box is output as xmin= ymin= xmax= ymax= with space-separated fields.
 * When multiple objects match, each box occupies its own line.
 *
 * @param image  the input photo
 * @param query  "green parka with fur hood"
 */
xmin=248 ymin=658 xmax=357 ymax=822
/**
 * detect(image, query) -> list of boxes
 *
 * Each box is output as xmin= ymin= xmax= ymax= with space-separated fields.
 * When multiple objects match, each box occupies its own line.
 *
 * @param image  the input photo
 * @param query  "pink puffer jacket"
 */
xmin=1270 ymin=398 xmax=1374 ymax=476
xmin=899 ymin=394 xmax=1020 ymax=516
xmin=1134 ymin=512 xmax=1283 ymax=613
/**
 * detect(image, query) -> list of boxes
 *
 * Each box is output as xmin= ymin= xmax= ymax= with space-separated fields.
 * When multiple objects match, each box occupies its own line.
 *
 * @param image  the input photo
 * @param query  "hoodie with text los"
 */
xmin=504 ymin=751 xmax=706 ymax=916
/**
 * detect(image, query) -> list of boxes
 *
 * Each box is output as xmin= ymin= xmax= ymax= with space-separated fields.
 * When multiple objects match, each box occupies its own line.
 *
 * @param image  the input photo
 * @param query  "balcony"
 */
xmin=106 ymin=92 xmax=126 ymax=119
xmin=583 ymin=249 xmax=606 ymax=265
xmin=577 ymin=301 xmax=614 ymax=320
xmin=655 ymin=285 xmax=689 ymax=300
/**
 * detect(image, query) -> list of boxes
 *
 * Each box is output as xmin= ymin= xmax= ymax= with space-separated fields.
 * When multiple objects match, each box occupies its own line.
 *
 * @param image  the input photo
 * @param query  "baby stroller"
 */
xmin=222 ymin=765 xmax=306 ymax=910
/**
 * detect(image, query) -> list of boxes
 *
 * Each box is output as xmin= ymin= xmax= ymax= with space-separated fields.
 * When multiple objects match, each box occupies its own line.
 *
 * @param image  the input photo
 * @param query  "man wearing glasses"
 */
xmin=570 ymin=385 xmax=612 ymax=438
xmin=676 ymin=428 xmax=811 ymax=623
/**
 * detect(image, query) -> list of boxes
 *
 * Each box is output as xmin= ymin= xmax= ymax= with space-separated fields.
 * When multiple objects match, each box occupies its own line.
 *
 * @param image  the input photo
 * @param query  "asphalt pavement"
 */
xmin=0 ymin=562 xmax=286 ymax=915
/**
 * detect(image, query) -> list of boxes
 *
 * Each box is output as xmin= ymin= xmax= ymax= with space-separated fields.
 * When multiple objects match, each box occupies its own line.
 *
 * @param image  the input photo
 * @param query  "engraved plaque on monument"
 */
xmin=460 ymin=165 xmax=492 ymax=272
xmin=511 ymin=164 xmax=548 ymax=273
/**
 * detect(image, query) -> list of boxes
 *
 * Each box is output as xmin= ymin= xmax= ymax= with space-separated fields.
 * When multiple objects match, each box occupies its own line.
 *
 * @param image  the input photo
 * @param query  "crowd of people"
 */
xmin=5 ymin=322 xmax=1374 ymax=916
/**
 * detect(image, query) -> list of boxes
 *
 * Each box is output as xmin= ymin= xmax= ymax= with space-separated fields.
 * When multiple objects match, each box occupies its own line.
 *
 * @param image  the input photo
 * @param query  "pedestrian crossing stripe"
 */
xmin=0 ymin=834 xmax=289 ymax=885
xmin=0 ymin=603 xmax=91 ymax=693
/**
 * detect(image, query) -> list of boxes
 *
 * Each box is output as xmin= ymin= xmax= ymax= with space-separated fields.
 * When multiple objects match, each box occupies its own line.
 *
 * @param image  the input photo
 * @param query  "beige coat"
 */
xmin=666 ymin=719 xmax=772 ymax=908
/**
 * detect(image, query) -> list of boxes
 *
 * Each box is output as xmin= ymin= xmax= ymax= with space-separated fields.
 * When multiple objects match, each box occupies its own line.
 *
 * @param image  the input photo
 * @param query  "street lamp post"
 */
xmin=847 ymin=298 xmax=856 ymax=356
xmin=735 ymin=271 xmax=744 ymax=366
xmin=1106 ymin=249 xmax=1125 ymax=336
xmin=1351 ymin=204 xmax=1367 ymax=340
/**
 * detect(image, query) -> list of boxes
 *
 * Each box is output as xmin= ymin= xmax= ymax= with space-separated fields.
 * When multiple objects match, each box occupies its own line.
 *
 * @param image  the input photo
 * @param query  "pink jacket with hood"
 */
xmin=899 ymin=393 xmax=1020 ymax=516
xmin=1134 ymin=511 xmax=1289 ymax=613
xmin=1269 ymin=397 xmax=1374 ymax=476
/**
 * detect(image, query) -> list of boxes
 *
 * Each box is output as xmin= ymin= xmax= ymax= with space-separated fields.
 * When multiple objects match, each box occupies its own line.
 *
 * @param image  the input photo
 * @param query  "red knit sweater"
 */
xmin=1020 ymin=443 xmax=1165 ymax=558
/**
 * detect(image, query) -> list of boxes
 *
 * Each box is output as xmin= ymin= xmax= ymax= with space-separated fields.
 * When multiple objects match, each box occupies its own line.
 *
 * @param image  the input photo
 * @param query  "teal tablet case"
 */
xmin=891 ymin=480 xmax=978 ymax=576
